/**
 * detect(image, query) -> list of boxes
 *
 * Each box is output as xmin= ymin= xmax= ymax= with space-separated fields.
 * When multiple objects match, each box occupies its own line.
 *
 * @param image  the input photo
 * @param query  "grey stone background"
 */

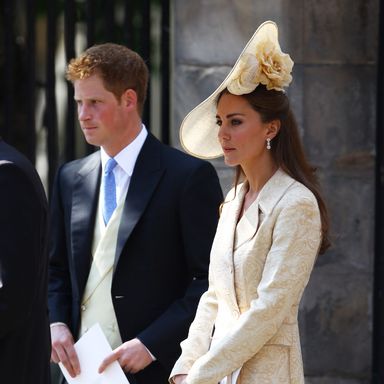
xmin=171 ymin=1 xmax=379 ymax=382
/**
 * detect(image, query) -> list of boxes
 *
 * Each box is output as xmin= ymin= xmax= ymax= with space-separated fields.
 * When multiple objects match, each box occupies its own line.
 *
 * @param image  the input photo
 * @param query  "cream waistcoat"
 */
xmin=79 ymin=196 xmax=124 ymax=349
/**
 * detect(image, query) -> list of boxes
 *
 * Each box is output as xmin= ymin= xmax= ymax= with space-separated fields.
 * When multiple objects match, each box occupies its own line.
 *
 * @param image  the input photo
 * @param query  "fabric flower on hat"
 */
xmin=256 ymin=38 xmax=293 ymax=91
xmin=227 ymin=37 xmax=294 ymax=94
xmin=227 ymin=53 xmax=261 ymax=95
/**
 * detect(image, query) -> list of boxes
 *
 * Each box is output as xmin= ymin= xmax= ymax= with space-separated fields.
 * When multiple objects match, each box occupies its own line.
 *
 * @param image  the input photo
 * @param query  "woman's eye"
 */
xmin=216 ymin=120 xmax=222 ymax=126
xmin=231 ymin=119 xmax=242 ymax=126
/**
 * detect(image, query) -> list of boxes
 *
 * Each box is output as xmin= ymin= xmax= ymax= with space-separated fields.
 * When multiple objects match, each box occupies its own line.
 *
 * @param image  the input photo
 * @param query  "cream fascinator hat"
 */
xmin=180 ymin=20 xmax=294 ymax=159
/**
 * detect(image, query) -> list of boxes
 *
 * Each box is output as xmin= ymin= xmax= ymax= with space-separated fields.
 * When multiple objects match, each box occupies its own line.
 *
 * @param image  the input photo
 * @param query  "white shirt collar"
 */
xmin=100 ymin=125 xmax=148 ymax=175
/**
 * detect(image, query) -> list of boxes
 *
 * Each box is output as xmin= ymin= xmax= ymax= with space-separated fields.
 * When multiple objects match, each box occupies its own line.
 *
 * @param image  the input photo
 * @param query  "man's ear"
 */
xmin=266 ymin=119 xmax=281 ymax=140
xmin=121 ymin=89 xmax=138 ymax=110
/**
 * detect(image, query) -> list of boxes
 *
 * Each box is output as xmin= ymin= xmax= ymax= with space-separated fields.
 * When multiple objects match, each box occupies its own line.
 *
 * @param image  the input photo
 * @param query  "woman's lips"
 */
xmin=222 ymin=147 xmax=235 ymax=154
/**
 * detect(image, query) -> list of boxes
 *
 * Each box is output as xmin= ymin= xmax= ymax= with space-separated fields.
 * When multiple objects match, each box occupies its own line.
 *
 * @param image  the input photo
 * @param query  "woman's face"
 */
xmin=216 ymin=92 xmax=271 ymax=168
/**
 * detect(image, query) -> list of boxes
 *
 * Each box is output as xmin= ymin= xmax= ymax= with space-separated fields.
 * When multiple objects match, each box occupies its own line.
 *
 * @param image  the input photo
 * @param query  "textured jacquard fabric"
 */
xmin=170 ymin=169 xmax=321 ymax=384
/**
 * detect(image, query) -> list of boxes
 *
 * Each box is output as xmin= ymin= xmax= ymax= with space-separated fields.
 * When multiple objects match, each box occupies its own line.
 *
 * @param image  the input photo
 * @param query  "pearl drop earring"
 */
xmin=266 ymin=138 xmax=271 ymax=150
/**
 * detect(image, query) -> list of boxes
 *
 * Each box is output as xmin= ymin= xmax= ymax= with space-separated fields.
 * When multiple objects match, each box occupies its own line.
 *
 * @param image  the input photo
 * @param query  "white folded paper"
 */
xmin=59 ymin=323 xmax=129 ymax=384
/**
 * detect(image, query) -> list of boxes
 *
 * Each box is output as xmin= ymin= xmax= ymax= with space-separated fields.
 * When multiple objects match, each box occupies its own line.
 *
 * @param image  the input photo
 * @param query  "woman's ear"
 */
xmin=266 ymin=119 xmax=281 ymax=140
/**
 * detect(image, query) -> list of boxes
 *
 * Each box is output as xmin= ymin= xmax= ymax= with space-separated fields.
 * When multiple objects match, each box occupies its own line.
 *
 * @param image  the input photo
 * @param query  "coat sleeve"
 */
xmin=184 ymin=196 xmax=322 ymax=384
xmin=0 ymin=163 xmax=46 ymax=337
xmin=48 ymin=165 xmax=73 ymax=327
xmin=169 ymin=263 xmax=219 ymax=378
xmin=136 ymin=161 xmax=223 ymax=372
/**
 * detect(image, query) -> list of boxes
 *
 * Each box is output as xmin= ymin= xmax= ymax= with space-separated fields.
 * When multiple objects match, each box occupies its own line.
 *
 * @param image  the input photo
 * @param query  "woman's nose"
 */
xmin=218 ymin=124 xmax=230 ymax=141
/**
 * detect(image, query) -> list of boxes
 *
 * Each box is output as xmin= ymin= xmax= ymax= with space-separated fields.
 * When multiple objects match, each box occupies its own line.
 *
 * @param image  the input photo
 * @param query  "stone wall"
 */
xmin=172 ymin=0 xmax=379 ymax=382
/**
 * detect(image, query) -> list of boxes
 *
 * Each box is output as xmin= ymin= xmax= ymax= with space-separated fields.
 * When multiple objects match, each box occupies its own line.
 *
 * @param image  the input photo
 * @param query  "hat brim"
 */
xmin=179 ymin=20 xmax=279 ymax=159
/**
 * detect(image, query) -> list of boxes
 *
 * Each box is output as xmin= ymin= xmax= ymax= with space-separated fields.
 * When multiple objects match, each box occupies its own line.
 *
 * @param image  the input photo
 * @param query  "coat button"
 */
xmin=81 ymin=304 xmax=86 ymax=311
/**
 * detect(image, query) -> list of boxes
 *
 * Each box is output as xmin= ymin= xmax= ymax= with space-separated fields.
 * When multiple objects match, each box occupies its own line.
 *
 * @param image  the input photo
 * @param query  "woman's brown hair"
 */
xmin=218 ymin=86 xmax=330 ymax=254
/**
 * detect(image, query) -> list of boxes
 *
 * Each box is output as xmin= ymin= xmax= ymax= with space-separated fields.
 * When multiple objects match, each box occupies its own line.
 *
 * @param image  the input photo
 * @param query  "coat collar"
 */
xmin=232 ymin=169 xmax=296 ymax=250
xmin=257 ymin=168 xmax=296 ymax=215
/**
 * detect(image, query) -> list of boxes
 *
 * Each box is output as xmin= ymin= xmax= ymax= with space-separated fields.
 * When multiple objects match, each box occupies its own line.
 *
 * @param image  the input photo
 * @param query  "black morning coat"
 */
xmin=48 ymin=133 xmax=223 ymax=383
xmin=0 ymin=139 xmax=51 ymax=384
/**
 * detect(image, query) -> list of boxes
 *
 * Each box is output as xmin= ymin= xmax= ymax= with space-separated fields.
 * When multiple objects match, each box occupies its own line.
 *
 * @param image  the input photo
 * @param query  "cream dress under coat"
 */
xmin=170 ymin=169 xmax=322 ymax=384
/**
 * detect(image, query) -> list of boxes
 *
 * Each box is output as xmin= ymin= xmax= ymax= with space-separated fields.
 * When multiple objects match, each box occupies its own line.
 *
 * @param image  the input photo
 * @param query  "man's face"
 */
xmin=74 ymin=74 xmax=128 ymax=155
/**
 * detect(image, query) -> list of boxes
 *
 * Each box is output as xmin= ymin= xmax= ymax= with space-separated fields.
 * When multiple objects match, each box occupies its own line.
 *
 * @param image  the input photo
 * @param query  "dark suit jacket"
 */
xmin=0 ymin=140 xmax=51 ymax=383
xmin=48 ymin=133 xmax=223 ymax=383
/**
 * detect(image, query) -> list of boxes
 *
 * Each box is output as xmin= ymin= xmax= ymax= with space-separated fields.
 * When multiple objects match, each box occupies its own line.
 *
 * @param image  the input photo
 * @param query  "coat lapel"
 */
xmin=234 ymin=198 xmax=260 ymax=250
xmin=212 ymin=183 xmax=247 ymax=310
xmin=235 ymin=169 xmax=296 ymax=250
xmin=214 ymin=183 xmax=247 ymax=256
xmin=71 ymin=152 xmax=101 ymax=295
xmin=114 ymin=134 xmax=164 ymax=268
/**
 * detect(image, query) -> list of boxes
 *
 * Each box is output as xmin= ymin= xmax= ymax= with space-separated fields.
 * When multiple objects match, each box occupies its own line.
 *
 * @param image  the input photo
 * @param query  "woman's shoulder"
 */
xmin=288 ymin=176 xmax=315 ymax=195
xmin=277 ymin=177 xmax=320 ymax=218
xmin=261 ymin=169 xmax=319 ymax=214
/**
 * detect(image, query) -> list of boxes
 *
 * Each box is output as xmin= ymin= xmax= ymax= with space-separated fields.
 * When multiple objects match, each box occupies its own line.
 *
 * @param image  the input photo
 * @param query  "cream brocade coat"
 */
xmin=170 ymin=169 xmax=322 ymax=384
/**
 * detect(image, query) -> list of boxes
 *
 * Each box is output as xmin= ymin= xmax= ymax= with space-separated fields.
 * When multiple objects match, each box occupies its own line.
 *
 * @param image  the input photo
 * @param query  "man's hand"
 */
xmin=50 ymin=324 xmax=80 ymax=378
xmin=172 ymin=374 xmax=188 ymax=384
xmin=99 ymin=338 xmax=153 ymax=374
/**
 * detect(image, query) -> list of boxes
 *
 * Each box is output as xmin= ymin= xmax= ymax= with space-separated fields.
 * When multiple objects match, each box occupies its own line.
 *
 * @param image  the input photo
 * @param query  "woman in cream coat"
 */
xmin=170 ymin=21 xmax=330 ymax=384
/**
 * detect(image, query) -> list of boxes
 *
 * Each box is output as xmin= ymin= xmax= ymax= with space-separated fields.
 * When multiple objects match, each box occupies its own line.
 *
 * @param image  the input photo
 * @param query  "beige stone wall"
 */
xmin=172 ymin=1 xmax=379 ymax=382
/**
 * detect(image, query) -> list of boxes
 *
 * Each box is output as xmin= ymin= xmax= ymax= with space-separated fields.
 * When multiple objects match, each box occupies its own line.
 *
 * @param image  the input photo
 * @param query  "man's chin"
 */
xmin=83 ymin=135 xmax=100 ymax=147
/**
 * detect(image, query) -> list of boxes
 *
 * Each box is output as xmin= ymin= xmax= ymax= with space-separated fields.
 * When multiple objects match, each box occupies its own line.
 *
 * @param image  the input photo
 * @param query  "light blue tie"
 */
xmin=103 ymin=158 xmax=118 ymax=224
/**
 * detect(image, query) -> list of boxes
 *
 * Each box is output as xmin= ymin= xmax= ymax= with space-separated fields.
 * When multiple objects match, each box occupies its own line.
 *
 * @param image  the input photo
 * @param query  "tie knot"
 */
xmin=105 ymin=158 xmax=117 ymax=175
